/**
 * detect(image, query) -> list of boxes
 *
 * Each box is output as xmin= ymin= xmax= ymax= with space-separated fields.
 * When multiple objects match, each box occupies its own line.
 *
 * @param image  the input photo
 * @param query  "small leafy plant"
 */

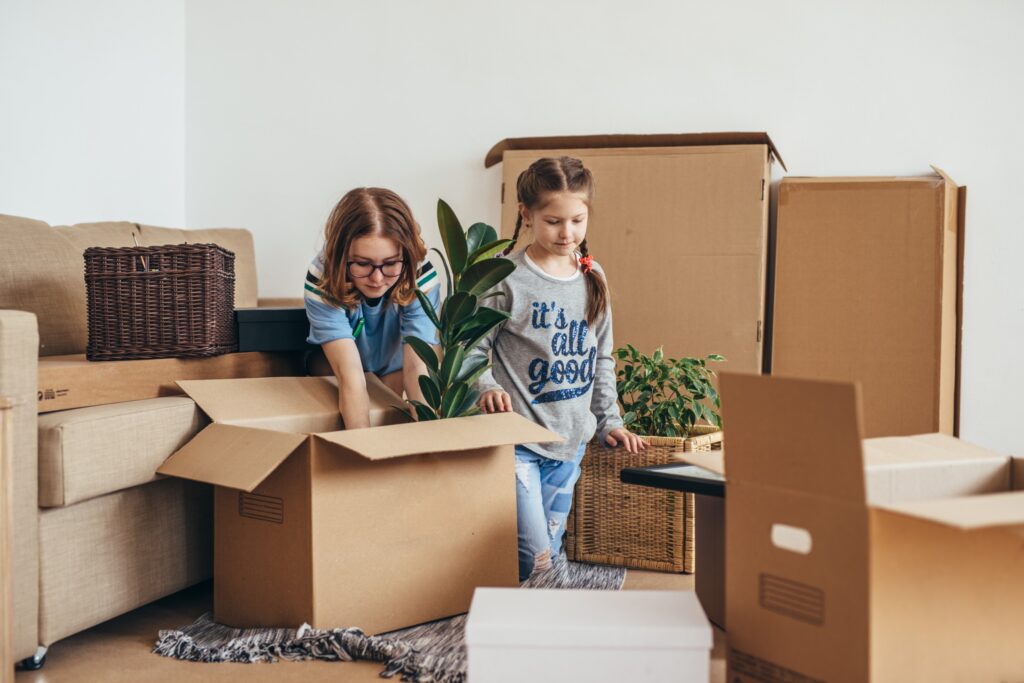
xmin=402 ymin=199 xmax=515 ymax=421
xmin=615 ymin=344 xmax=724 ymax=438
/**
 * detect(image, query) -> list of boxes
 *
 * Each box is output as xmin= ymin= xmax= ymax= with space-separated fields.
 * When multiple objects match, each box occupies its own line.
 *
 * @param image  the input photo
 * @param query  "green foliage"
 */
xmin=615 ymin=344 xmax=725 ymax=438
xmin=402 ymin=199 xmax=515 ymax=420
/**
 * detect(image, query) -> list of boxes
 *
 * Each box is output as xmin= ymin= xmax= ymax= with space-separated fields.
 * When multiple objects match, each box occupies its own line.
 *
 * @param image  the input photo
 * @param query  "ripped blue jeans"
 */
xmin=514 ymin=443 xmax=586 ymax=581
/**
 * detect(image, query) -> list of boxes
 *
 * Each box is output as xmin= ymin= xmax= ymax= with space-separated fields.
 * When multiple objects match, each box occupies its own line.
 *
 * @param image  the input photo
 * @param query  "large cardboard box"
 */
xmin=771 ymin=170 xmax=966 ymax=437
xmin=487 ymin=133 xmax=784 ymax=373
xmin=157 ymin=375 xmax=559 ymax=633
xmin=37 ymin=351 xmax=305 ymax=413
xmin=714 ymin=373 xmax=1023 ymax=683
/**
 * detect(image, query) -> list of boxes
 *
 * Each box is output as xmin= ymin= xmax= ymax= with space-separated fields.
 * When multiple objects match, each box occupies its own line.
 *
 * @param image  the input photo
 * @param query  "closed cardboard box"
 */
xmin=771 ymin=171 xmax=965 ymax=437
xmin=37 ymin=351 xmax=305 ymax=413
xmin=158 ymin=374 xmax=559 ymax=633
xmin=717 ymin=373 xmax=1024 ymax=683
xmin=487 ymin=133 xmax=784 ymax=373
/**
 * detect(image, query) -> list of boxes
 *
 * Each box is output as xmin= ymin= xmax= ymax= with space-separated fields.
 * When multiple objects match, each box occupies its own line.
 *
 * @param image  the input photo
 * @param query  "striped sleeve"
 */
xmin=415 ymin=259 xmax=439 ymax=294
xmin=303 ymin=253 xmax=355 ymax=345
xmin=303 ymin=259 xmax=328 ymax=305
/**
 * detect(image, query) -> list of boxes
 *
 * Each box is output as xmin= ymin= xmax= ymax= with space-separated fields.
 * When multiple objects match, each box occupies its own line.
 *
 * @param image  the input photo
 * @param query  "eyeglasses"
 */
xmin=346 ymin=259 xmax=406 ymax=279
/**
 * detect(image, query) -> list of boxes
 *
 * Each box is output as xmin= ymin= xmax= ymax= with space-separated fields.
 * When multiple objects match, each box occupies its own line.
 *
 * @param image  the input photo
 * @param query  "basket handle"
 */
xmin=131 ymin=229 xmax=151 ymax=272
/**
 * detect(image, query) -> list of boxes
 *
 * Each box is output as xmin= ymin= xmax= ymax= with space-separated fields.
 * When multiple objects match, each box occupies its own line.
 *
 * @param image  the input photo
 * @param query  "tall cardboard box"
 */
xmin=718 ymin=373 xmax=1024 ymax=683
xmin=771 ymin=170 xmax=966 ymax=437
xmin=158 ymin=375 xmax=559 ymax=633
xmin=486 ymin=133 xmax=784 ymax=372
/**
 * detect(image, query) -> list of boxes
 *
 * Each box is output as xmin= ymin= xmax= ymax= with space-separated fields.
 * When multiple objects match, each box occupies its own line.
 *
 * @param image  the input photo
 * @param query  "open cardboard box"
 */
xmin=157 ymin=374 xmax=559 ymax=633
xmin=687 ymin=373 xmax=1023 ymax=682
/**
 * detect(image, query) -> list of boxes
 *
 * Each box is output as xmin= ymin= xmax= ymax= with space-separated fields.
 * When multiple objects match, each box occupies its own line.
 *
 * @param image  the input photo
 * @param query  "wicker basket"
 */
xmin=84 ymin=243 xmax=237 ymax=361
xmin=565 ymin=424 xmax=723 ymax=573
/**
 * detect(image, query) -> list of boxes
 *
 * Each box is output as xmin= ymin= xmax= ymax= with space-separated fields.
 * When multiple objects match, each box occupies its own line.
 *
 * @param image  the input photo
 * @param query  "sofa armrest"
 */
xmin=0 ymin=309 xmax=40 ymax=658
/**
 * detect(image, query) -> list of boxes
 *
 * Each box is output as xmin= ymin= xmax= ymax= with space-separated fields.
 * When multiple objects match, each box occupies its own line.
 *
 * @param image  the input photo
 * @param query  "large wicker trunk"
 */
xmin=84 ymin=243 xmax=237 ymax=360
xmin=565 ymin=425 xmax=723 ymax=573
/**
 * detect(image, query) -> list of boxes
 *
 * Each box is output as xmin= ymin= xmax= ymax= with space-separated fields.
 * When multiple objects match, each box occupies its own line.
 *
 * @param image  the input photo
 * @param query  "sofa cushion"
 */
xmin=37 ymin=396 xmax=206 ymax=508
xmin=0 ymin=215 xmax=91 ymax=356
xmin=38 ymin=477 xmax=212 ymax=646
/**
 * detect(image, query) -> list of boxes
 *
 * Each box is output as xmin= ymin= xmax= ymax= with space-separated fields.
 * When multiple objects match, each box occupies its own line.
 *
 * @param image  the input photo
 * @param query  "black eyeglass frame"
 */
xmin=345 ymin=259 xmax=407 ymax=279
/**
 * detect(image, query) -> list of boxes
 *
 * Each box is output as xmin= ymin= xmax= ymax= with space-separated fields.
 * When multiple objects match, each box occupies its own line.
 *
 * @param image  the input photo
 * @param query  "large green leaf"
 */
xmin=437 ymin=199 xmax=468 ymax=277
xmin=404 ymin=335 xmax=438 ymax=374
xmin=454 ymin=307 xmax=510 ymax=350
xmin=465 ymin=223 xmax=497 ymax=257
xmin=455 ymin=387 xmax=481 ymax=417
xmin=439 ymin=345 xmax=465 ymax=387
xmin=409 ymin=400 xmax=438 ymax=422
xmin=456 ymin=356 xmax=490 ymax=387
xmin=443 ymin=291 xmax=477 ymax=329
xmin=441 ymin=381 xmax=468 ymax=418
xmin=414 ymin=289 xmax=441 ymax=331
xmin=418 ymin=375 xmax=441 ymax=410
xmin=457 ymin=258 xmax=516 ymax=297
xmin=429 ymin=247 xmax=453 ymax=300
xmin=467 ymin=238 xmax=511 ymax=265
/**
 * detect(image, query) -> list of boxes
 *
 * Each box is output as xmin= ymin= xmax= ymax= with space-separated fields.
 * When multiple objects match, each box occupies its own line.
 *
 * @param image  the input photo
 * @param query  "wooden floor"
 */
xmin=16 ymin=571 xmax=727 ymax=682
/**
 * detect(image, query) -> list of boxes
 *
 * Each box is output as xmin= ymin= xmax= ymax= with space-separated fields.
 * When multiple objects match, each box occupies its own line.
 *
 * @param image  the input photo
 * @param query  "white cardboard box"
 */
xmin=465 ymin=588 xmax=711 ymax=682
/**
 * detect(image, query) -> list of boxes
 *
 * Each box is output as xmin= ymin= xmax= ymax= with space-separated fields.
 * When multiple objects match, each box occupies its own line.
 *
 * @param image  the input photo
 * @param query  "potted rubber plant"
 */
xmin=565 ymin=345 xmax=724 ymax=574
xmin=401 ymin=199 xmax=515 ymax=421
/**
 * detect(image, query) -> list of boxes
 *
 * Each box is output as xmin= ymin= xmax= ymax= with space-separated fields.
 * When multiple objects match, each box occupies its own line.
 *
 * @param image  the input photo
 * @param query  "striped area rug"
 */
xmin=153 ymin=555 xmax=625 ymax=682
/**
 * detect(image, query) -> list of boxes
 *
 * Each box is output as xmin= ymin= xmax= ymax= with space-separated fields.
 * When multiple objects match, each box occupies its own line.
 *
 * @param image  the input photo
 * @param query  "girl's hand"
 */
xmin=479 ymin=389 xmax=513 ymax=413
xmin=606 ymin=428 xmax=647 ymax=454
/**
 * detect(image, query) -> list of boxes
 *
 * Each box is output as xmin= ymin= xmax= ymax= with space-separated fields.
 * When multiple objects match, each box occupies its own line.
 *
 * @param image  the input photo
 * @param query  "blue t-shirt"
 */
xmin=304 ymin=251 xmax=440 ymax=376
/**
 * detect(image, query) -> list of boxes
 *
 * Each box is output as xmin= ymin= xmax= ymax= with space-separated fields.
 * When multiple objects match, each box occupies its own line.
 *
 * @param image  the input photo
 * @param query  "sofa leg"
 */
xmin=17 ymin=645 xmax=48 ymax=671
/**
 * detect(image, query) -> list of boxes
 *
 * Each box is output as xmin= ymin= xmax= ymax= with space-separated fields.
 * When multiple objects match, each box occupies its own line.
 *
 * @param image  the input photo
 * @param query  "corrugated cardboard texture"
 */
xmin=499 ymin=143 xmax=771 ymax=373
xmin=772 ymin=175 xmax=960 ymax=438
xmin=214 ymin=447 xmax=314 ymax=628
xmin=723 ymin=373 xmax=1024 ymax=682
xmin=308 ymin=441 xmax=519 ymax=633
xmin=870 ymin=507 xmax=1024 ymax=682
xmin=722 ymin=372 xmax=870 ymax=683
xmin=37 ymin=352 xmax=305 ymax=413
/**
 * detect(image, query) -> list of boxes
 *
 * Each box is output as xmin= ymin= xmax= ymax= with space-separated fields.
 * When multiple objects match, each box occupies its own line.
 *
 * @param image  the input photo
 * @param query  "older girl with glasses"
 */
xmin=304 ymin=187 xmax=440 ymax=427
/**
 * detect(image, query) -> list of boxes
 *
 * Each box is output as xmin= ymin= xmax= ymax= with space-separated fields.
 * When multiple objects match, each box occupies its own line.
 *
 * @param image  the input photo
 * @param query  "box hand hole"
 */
xmin=770 ymin=523 xmax=812 ymax=555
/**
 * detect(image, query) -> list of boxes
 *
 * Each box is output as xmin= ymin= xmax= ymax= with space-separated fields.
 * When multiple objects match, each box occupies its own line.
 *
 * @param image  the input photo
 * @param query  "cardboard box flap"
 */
xmin=878 ymin=490 xmax=1024 ymax=532
xmin=157 ymin=422 xmax=307 ymax=491
xmin=720 ymin=373 xmax=866 ymax=502
xmin=485 ymin=132 xmax=786 ymax=171
xmin=315 ymin=412 xmax=562 ymax=461
xmin=863 ymin=432 xmax=1006 ymax=467
xmin=176 ymin=376 xmax=342 ymax=425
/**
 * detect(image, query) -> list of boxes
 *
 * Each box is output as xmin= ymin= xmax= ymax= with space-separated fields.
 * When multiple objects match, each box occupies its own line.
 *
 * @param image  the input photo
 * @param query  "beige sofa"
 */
xmin=0 ymin=214 xmax=261 ymax=669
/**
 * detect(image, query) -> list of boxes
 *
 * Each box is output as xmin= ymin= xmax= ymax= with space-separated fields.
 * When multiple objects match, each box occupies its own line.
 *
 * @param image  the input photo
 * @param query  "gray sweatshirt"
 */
xmin=468 ymin=249 xmax=624 ymax=461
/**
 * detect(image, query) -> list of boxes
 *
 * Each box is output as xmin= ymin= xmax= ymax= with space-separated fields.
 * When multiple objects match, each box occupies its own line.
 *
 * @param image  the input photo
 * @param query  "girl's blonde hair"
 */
xmin=318 ymin=187 xmax=426 ymax=309
xmin=505 ymin=156 xmax=608 ymax=322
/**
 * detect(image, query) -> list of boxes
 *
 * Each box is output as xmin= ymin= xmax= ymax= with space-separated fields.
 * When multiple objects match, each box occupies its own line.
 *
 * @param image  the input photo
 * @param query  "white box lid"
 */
xmin=465 ymin=589 xmax=712 ymax=650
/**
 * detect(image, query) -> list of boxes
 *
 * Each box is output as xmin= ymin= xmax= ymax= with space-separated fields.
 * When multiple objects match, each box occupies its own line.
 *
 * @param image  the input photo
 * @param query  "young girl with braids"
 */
xmin=467 ymin=156 xmax=645 ymax=580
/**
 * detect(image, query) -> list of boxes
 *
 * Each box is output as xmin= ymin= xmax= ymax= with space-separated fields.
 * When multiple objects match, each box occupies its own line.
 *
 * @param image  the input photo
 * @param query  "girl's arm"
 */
xmin=322 ymin=338 xmax=372 ymax=429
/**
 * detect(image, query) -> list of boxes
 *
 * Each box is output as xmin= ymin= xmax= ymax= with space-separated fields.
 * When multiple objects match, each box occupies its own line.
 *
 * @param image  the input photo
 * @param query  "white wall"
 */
xmin=185 ymin=0 xmax=1024 ymax=455
xmin=2 ymin=1 xmax=1020 ymax=455
xmin=0 ymin=0 xmax=185 ymax=226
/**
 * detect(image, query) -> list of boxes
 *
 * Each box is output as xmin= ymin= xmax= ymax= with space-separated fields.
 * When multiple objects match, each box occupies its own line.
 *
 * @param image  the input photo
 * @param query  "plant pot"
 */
xmin=565 ymin=424 xmax=723 ymax=573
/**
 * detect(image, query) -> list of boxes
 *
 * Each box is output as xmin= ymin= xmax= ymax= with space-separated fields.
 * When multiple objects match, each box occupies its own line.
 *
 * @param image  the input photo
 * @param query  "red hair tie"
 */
xmin=578 ymin=254 xmax=594 ymax=274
